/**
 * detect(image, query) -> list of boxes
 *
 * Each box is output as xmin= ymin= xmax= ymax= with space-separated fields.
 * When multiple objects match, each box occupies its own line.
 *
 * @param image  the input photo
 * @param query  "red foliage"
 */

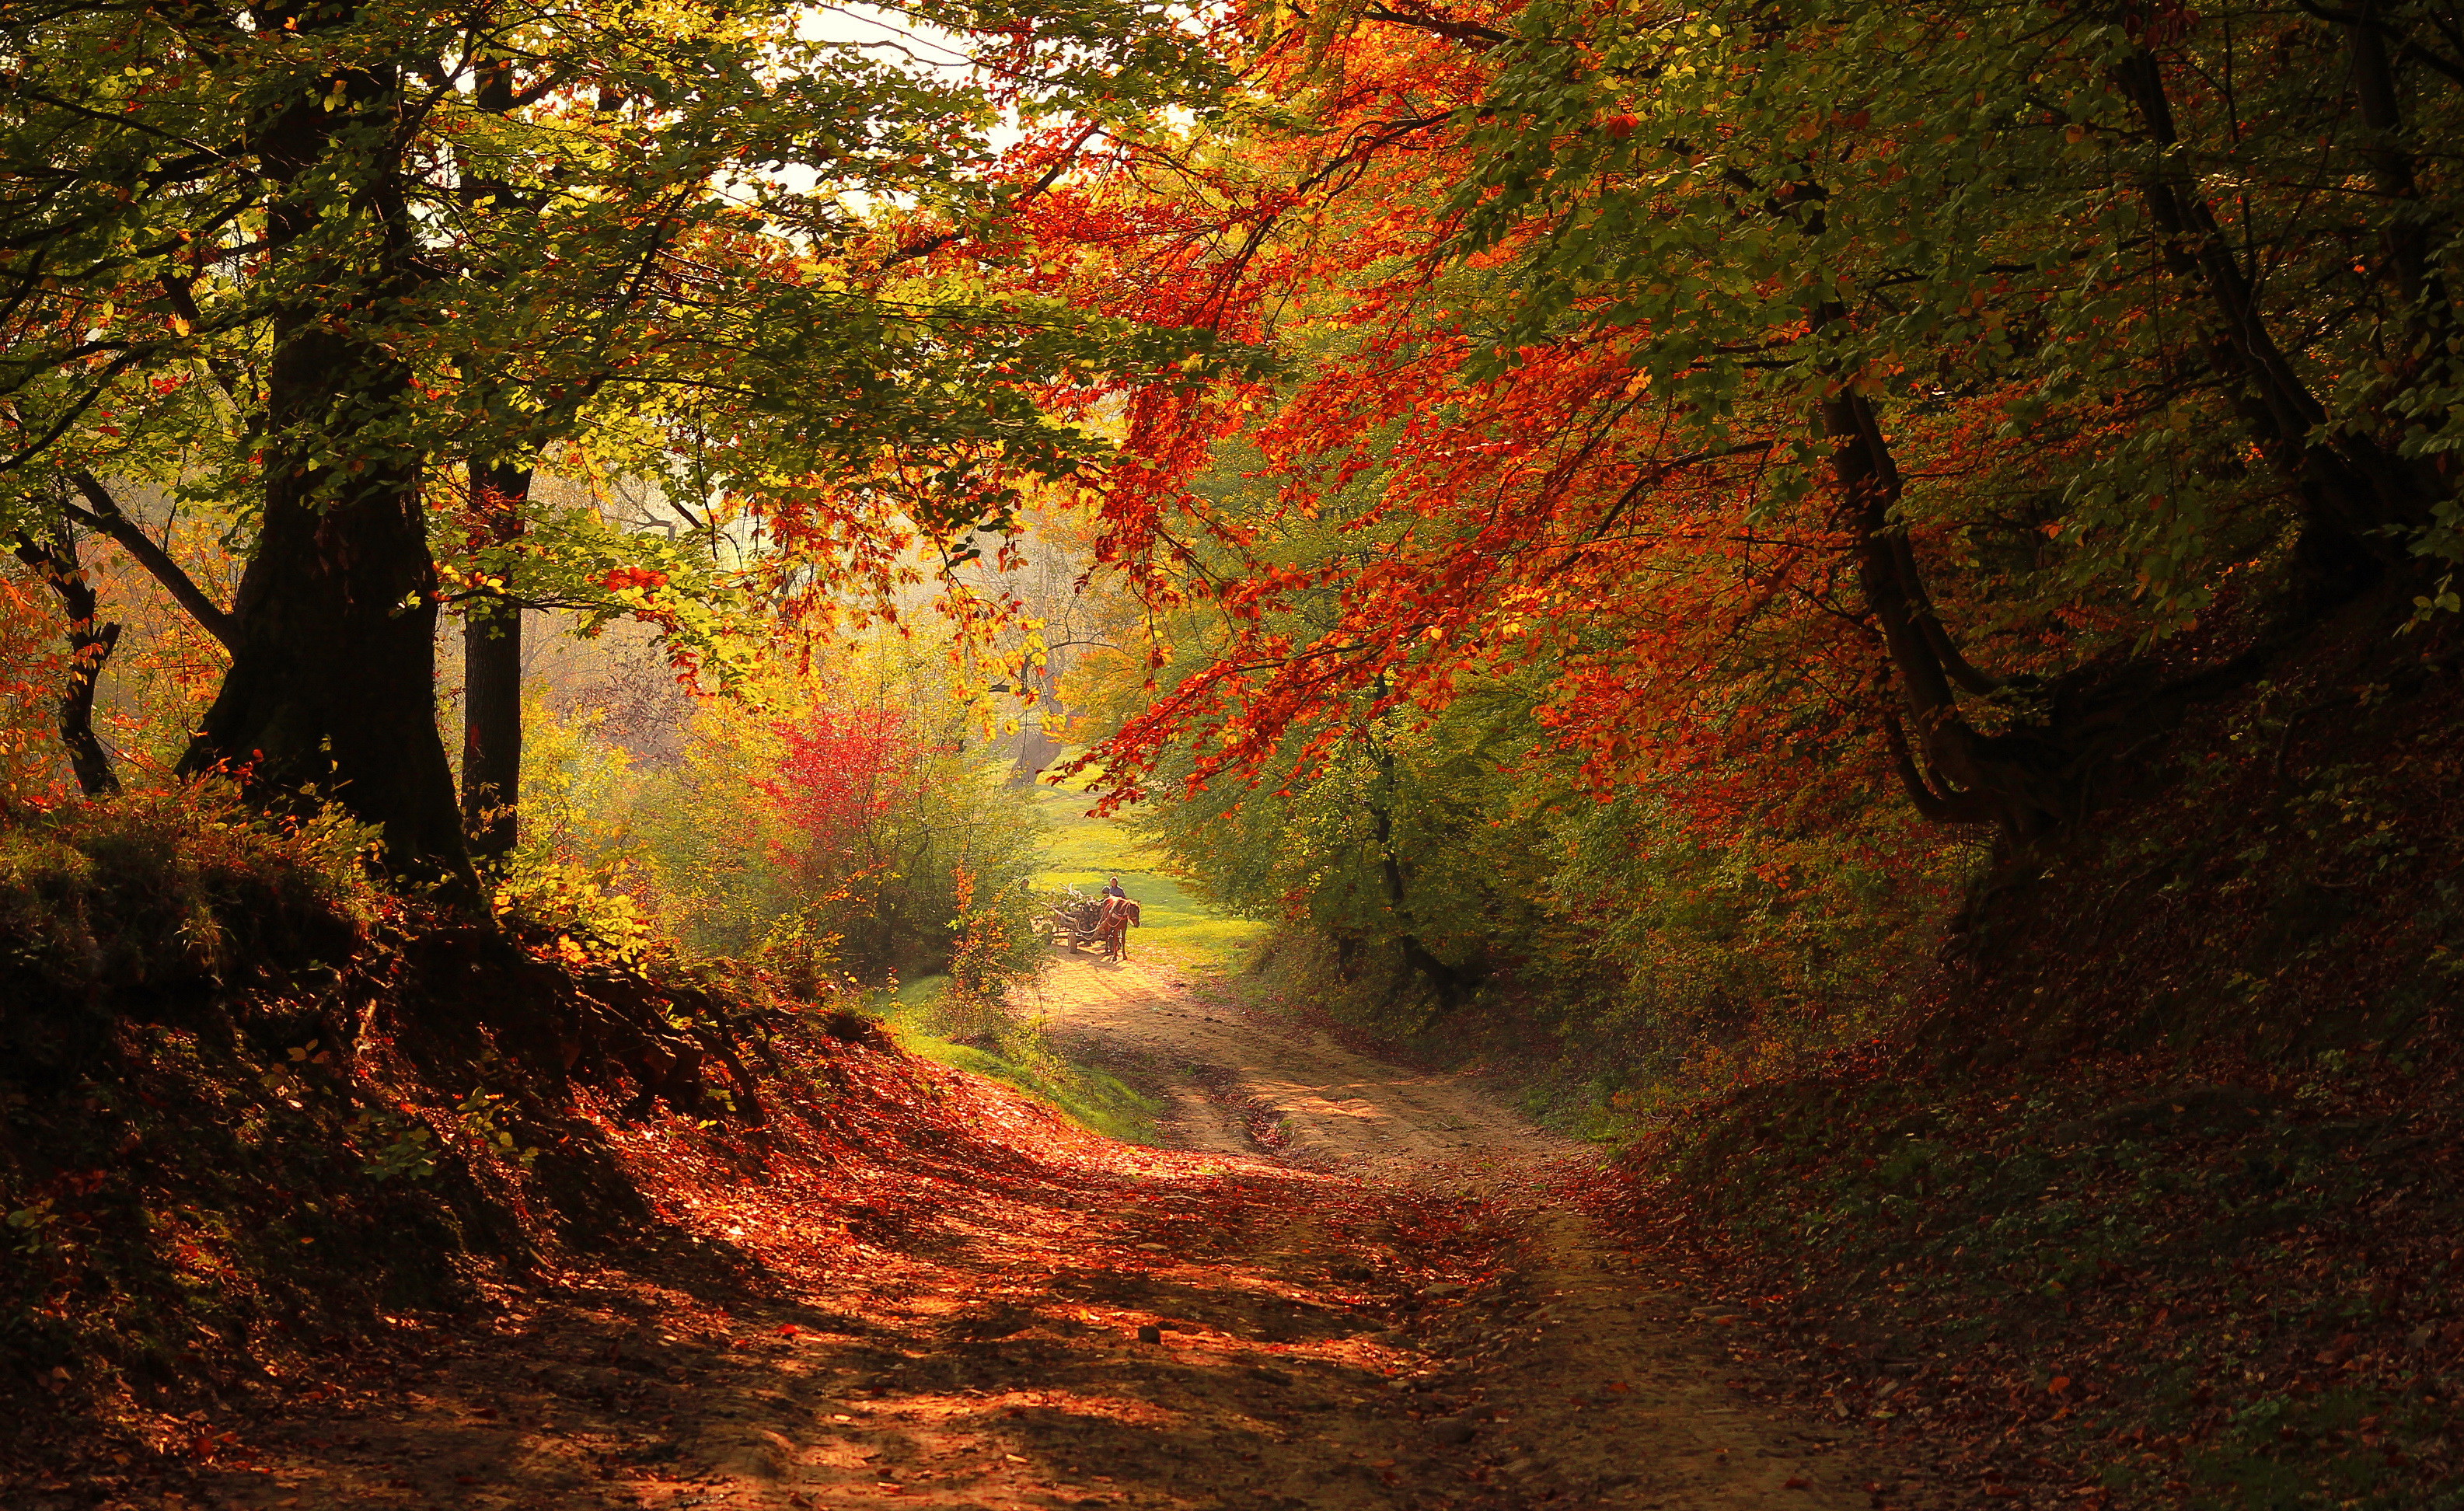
xmin=0 ymin=569 xmax=70 ymax=814
xmin=991 ymin=17 xmax=1915 ymax=840
xmin=755 ymin=700 xmax=919 ymax=871
xmin=599 ymin=566 xmax=669 ymax=593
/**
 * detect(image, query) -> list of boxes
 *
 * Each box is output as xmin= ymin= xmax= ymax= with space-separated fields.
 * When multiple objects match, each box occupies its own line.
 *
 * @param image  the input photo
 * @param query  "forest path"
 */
xmin=171 ymin=953 xmax=1890 ymax=1511
xmin=1021 ymin=950 xmax=1561 ymax=1171
xmin=1019 ymin=947 xmax=1879 ymax=1509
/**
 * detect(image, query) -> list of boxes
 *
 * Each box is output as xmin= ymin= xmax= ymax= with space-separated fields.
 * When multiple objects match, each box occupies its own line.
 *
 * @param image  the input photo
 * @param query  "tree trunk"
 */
xmin=179 ymin=36 xmax=475 ymax=902
xmin=1822 ymin=383 xmax=2068 ymax=841
xmin=183 ymin=318 xmax=473 ymax=896
xmin=461 ymin=462 xmax=532 ymax=860
xmin=2111 ymin=44 xmax=2442 ymax=589
xmin=12 ymin=510 xmax=120 ymax=798
xmin=1010 ymin=646 xmax=1066 ymax=787
xmin=452 ymin=56 xmax=539 ymax=864
xmin=1363 ymin=733 xmax=1475 ymax=1013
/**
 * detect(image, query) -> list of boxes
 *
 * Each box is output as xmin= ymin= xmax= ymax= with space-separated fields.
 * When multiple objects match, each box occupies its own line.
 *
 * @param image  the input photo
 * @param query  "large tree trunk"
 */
xmin=179 ymin=31 xmax=475 ymax=902
xmin=461 ymin=462 xmax=532 ymax=860
xmin=1822 ymin=389 xmax=2072 ymax=839
xmin=182 ymin=316 xmax=473 ymax=897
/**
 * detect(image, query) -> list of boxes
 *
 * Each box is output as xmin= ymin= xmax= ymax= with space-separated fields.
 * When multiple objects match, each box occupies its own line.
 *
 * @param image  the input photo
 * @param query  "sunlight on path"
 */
xmin=1021 ymin=945 xmax=1881 ymax=1509
xmin=1025 ymin=951 xmax=1568 ymax=1174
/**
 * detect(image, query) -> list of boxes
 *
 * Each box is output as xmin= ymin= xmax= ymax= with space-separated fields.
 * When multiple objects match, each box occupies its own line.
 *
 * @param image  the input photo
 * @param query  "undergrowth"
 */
xmin=1575 ymin=627 xmax=2464 ymax=1509
xmin=1592 ymin=1042 xmax=2464 ymax=1511
xmin=1233 ymin=928 xmax=1683 ymax=1142
xmin=0 ymin=788 xmax=892 ymax=1460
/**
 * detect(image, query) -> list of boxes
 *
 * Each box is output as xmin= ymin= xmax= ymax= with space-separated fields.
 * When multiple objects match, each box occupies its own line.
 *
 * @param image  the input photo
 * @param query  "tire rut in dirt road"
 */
xmin=1025 ymin=954 xmax=1559 ymax=1171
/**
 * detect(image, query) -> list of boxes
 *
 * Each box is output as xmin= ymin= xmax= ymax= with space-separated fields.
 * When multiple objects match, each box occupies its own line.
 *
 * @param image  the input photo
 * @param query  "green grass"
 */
xmin=1027 ymin=778 xmax=1266 ymax=975
xmin=875 ymin=974 xmax=1163 ymax=1145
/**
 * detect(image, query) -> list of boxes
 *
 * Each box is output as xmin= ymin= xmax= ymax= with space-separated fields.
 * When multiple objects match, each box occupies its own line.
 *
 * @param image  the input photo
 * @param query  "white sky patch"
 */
xmin=756 ymin=5 xmax=1028 ymax=204
xmin=797 ymin=2 xmax=980 ymax=76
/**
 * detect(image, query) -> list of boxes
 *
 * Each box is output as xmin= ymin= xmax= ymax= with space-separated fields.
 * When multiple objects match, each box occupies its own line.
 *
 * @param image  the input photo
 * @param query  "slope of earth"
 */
xmin=1557 ymin=641 xmax=2464 ymax=1510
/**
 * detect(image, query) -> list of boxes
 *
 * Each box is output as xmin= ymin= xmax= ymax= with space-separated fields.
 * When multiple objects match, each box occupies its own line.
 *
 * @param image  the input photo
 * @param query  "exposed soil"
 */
xmin=1018 ymin=952 xmax=1560 ymax=1171
xmin=45 ymin=952 xmax=1908 ymax=1511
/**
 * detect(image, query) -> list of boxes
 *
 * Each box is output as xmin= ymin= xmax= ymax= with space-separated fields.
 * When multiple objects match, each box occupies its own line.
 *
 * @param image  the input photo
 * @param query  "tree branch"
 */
xmin=1360 ymin=6 xmax=1512 ymax=48
xmin=61 ymin=472 xmax=236 ymax=651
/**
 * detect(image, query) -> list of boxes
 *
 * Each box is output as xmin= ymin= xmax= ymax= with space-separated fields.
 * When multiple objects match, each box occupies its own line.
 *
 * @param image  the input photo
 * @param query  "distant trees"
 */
xmin=513 ymin=636 xmax=1049 ymax=990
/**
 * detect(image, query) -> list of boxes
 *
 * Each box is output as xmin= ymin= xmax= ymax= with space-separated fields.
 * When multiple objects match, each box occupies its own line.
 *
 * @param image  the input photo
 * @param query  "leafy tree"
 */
xmin=7 ymin=504 xmax=118 ymax=797
xmin=0 ymin=0 xmax=1234 ymax=893
xmin=1118 ymin=431 xmax=1964 ymax=1069
xmin=1038 ymin=0 xmax=2464 ymax=861
xmin=516 ymin=631 xmax=1049 ymax=987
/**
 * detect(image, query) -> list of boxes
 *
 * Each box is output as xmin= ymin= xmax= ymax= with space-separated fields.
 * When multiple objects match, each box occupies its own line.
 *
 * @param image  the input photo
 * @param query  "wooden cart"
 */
xmin=1035 ymin=892 xmax=1106 ymax=951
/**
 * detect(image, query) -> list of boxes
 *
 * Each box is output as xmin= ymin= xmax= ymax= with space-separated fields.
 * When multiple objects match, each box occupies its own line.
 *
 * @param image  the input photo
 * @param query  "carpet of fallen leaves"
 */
xmin=2 ymin=1002 xmax=1904 ymax=1511
xmin=1579 ymin=1038 xmax=2464 ymax=1511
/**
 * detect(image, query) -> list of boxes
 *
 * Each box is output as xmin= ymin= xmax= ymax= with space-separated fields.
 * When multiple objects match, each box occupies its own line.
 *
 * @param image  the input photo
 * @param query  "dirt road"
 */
xmin=162 ymin=952 xmax=1895 ymax=1511
xmin=1017 ymin=951 xmax=1886 ymax=1509
xmin=1020 ymin=952 xmax=1563 ymax=1172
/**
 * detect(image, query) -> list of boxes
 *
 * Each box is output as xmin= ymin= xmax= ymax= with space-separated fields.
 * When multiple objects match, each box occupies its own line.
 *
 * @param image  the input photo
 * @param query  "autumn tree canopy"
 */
xmin=9 ymin=0 xmax=2460 ymax=917
xmin=0 ymin=0 xmax=1236 ymax=892
xmin=1030 ymin=0 xmax=2464 ymax=859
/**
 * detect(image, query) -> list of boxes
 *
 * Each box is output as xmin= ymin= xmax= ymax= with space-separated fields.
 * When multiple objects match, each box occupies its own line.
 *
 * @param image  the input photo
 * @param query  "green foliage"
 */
xmin=347 ymin=1105 xmax=441 ymax=1184
xmin=513 ymin=636 xmax=1050 ymax=988
xmin=0 ymin=784 xmax=377 ymax=998
xmin=1028 ymin=777 xmax=1267 ymax=972
xmin=1116 ymin=441 xmax=1975 ymax=1120
xmin=1146 ymin=686 xmax=1971 ymax=1122
xmin=0 ymin=0 xmax=1240 ymax=527
xmin=877 ymin=975 xmax=1160 ymax=1146
xmin=491 ymin=855 xmax=658 ymax=967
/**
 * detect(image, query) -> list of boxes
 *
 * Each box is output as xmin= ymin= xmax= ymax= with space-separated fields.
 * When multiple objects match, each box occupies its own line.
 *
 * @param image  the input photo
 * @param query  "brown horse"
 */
xmin=1095 ymin=895 xmax=1141 ymax=960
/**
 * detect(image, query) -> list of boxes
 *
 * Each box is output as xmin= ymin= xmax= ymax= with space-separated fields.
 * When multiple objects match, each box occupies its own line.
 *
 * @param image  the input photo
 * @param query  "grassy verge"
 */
xmin=875 ymin=974 xmax=1162 ymax=1145
xmin=1220 ymin=925 xmax=1649 ymax=1143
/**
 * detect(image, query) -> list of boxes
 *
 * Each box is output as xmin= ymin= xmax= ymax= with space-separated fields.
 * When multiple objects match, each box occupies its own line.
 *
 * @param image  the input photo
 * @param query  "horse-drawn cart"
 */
xmin=1035 ymin=891 xmax=1106 ymax=951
